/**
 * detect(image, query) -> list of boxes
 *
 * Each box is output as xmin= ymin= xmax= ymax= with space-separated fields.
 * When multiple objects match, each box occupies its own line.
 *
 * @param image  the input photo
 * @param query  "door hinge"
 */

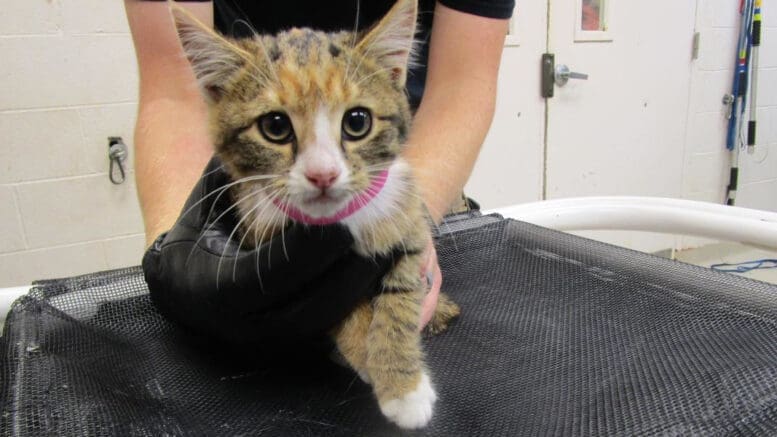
xmin=541 ymin=53 xmax=555 ymax=98
xmin=692 ymin=32 xmax=700 ymax=60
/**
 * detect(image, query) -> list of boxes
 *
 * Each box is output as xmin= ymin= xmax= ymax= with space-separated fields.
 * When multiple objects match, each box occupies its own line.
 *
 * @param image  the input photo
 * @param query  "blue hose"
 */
xmin=712 ymin=259 xmax=777 ymax=274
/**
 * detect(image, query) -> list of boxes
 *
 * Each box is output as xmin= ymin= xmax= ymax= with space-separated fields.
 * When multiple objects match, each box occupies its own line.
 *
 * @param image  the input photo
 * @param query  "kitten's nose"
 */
xmin=305 ymin=169 xmax=340 ymax=190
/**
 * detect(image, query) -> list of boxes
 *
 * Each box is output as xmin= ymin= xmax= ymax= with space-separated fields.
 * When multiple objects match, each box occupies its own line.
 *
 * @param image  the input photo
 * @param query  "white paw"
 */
xmin=379 ymin=373 xmax=437 ymax=429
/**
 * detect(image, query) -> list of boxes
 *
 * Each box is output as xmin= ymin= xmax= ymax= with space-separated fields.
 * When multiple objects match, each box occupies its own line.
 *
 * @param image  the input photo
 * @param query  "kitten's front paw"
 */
xmin=379 ymin=372 xmax=437 ymax=429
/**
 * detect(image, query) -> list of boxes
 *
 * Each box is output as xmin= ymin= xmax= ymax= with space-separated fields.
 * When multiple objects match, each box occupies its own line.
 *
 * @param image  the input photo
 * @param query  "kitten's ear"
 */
xmin=169 ymin=3 xmax=247 ymax=101
xmin=356 ymin=0 xmax=418 ymax=87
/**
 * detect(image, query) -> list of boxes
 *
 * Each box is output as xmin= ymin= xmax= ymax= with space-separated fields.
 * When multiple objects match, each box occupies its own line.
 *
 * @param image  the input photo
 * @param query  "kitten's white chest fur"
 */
xmin=341 ymin=159 xmax=414 ymax=256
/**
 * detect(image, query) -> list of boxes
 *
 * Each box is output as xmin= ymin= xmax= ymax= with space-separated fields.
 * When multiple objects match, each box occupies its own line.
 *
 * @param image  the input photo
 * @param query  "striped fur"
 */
xmin=172 ymin=0 xmax=458 ymax=429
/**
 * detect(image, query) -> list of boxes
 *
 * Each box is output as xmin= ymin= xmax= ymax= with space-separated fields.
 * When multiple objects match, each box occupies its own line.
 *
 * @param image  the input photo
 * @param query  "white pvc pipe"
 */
xmin=0 ymin=286 xmax=30 ymax=330
xmin=488 ymin=197 xmax=777 ymax=250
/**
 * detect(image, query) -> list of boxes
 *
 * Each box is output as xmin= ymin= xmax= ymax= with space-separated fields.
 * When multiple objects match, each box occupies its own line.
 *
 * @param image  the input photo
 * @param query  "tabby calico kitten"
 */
xmin=172 ymin=0 xmax=459 ymax=429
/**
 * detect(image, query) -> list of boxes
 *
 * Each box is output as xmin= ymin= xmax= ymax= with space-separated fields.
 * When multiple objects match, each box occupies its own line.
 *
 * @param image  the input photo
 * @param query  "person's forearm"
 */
xmin=135 ymin=95 xmax=212 ymax=246
xmin=125 ymin=0 xmax=215 ymax=246
xmin=403 ymin=3 xmax=508 ymax=222
xmin=404 ymin=79 xmax=497 ymax=223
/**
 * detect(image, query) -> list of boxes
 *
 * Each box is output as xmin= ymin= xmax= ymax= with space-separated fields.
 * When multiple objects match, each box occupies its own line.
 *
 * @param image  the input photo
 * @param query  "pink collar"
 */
xmin=274 ymin=169 xmax=389 ymax=225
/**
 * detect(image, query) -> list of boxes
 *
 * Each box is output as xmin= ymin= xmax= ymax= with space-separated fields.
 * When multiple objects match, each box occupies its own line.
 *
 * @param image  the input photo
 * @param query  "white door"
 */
xmin=465 ymin=1 xmax=548 ymax=208
xmin=470 ymin=0 xmax=697 ymax=252
xmin=545 ymin=0 xmax=696 ymax=251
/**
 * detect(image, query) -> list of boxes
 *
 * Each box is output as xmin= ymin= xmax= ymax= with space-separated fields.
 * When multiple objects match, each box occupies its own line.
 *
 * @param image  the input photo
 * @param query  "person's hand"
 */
xmin=142 ymin=157 xmax=395 ymax=346
xmin=420 ymin=239 xmax=442 ymax=329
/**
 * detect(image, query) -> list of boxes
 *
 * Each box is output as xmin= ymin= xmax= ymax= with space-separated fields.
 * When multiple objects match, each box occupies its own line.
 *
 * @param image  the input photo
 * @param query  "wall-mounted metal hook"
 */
xmin=722 ymin=94 xmax=735 ymax=120
xmin=108 ymin=137 xmax=128 ymax=185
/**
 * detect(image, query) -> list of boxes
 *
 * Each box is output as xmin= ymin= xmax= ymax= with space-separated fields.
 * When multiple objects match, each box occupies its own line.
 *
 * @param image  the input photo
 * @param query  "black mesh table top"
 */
xmin=2 ymin=215 xmax=777 ymax=436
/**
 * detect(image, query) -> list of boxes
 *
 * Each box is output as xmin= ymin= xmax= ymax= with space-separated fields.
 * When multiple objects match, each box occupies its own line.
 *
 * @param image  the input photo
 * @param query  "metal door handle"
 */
xmin=554 ymin=64 xmax=588 ymax=86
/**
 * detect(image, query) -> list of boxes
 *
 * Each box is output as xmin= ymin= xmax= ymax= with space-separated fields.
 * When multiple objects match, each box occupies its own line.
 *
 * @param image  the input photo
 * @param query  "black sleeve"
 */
xmin=148 ymin=1 xmax=514 ymax=20
xmin=437 ymin=0 xmax=515 ymax=19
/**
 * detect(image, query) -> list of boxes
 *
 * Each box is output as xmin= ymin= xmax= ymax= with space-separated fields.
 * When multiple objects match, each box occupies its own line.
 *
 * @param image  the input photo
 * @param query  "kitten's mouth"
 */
xmin=303 ymin=191 xmax=342 ymax=206
xmin=274 ymin=169 xmax=390 ymax=225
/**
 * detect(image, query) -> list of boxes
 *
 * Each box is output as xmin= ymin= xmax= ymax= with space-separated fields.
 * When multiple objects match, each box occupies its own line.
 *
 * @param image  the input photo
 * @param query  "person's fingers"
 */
xmin=419 ymin=241 xmax=441 ymax=329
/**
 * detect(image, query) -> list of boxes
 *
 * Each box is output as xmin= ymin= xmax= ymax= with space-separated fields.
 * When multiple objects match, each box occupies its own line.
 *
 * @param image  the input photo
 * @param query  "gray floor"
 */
xmin=674 ymin=243 xmax=777 ymax=285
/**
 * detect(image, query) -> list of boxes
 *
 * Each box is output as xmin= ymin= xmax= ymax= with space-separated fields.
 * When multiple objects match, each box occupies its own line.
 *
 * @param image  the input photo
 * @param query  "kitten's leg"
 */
xmin=332 ymin=302 xmax=373 ymax=383
xmin=424 ymin=293 xmax=460 ymax=336
xmin=367 ymin=254 xmax=436 ymax=429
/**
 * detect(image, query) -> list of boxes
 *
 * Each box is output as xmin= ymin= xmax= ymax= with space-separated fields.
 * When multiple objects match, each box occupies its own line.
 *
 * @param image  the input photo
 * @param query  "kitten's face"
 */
xmin=173 ymin=0 xmax=417 ymax=221
xmin=213 ymin=29 xmax=411 ymax=219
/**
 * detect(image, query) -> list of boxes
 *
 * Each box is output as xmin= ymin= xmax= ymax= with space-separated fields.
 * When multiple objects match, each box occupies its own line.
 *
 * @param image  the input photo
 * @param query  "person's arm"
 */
xmin=124 ymin=0 xmax=215 ymax=247
xmin=404 ymin=2 xmax=509 ymax=222
xmin=409 ymin=3 xmax=508 ymax=325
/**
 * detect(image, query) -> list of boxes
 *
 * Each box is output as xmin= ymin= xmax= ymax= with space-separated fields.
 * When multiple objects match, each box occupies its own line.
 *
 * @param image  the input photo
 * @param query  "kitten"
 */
xmin=171 ymin=0 xmax=459 ymax=429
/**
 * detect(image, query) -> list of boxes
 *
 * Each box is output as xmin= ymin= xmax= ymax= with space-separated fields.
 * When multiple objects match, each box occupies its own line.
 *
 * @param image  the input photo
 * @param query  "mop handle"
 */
xmin=747 ymin=0 xmax=762 ymax=148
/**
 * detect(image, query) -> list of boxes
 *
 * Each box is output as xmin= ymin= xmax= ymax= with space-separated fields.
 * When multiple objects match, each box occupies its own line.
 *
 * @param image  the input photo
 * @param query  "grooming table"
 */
xmin=2 ymin=214 xmax=777 ymax=436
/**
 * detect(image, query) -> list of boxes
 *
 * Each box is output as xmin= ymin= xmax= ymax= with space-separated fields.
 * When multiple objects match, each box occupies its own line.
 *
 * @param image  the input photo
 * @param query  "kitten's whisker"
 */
xmin=200 ymin=182 xmax=274 ymax=239
xmin=174 ymin=172 xmax=278 ymax=226
xmin=232 ymin=189 xmax=281 ymax=258
xmin=178 ymin=184 xmax=231 ymax=225
xmin=254 ymin=35 xmax=280 ymax=83
xmin=210 ymin=186 xmax=274 ymax=290
xmin=200 ymin=163 xmax=225 ymax=180
xmin=261 ymin=210 xmax=280 ymax=272
xmin=259 ymin=189 xmax=288 ymax=269
xmin=184 ymin=182 xmax=274 ymax=269
xmin=233 ymin=206 xmax=265 ymax=283
xmin=251 ymin=213 xmax=266 ymax=291
xmin=218 ymin=188 xmax=278 ymax=287
xmin=245 ymin=58 xmax=274 ymax=86
xmin=349 ymin=21 xmax=395 ymax=83
xmin=224 ymin=1 xmax=258 ymax=36
xmin=361 ymin=163 xmax=394 ymax=174
xmin=221 ymin=2 xmax=277 ymax=83
xmin=347 ymin=53 xmax=368 ymax=84
xmin=200 ymin=175 xmax=278 ymax=221
xmin=232 ymin=18 xmax=258 ymax=38
xmin=202 ymin=174 xmax=281 ymax=225
xmin=349 ymin=31 xmax=381 ymax=80
xmin=274 ymin=194 xmax=290 ymax=261
xmin=343 ymin=0 xmax=361 ymax=85
xmin=254 ymin=189 xmax=288 ymax=271
xmin=354 ymin=66 xmax=396 ymax=87
xmin=247 ymin=187 xmax=284 ymax=243
xmin=231 ymin=188 xmax=283 ymax=283
xmin=278 ymin=192 xmax=291 ymax=262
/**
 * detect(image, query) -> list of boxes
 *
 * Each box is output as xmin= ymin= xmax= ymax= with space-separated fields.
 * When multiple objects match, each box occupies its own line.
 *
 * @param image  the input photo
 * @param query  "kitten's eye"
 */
xmin=342 ymin=108 xmax=372 ymax=141
xmin=258 ymin=112 xmax=294 ymax=144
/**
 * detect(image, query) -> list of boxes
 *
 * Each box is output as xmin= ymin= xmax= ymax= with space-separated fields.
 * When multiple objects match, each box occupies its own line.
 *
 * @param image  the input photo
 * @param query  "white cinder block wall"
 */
xmin=0 ymin=1 xmax=776 ymax=287
xmin=685 ymin=0 xmax=777 ymax=209
xmin=0 ymin=0 xmax=144 ymax=287
xmin=679 ymin=0 xmax=777 ymax=248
